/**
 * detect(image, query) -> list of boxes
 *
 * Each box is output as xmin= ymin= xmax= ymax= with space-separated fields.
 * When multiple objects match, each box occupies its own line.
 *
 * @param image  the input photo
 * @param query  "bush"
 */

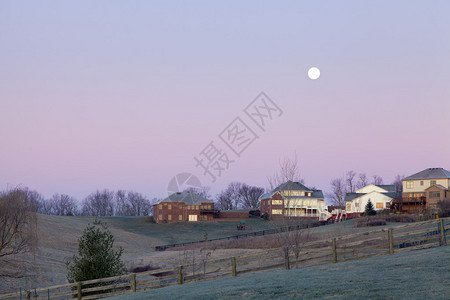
xmin=437 ymin=199 xmax=450 ymax=218
xmin=261 ymin=213 xmax=270 ymax=221
xmin=356 ymin=218 xmax=387 ymax=227
xmin=383 ymin=214 xmax=417 ymax=223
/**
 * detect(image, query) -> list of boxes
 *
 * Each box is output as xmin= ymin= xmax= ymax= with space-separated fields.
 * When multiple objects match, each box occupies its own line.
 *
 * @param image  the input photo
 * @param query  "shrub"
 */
xmin=437 ymin=199 xmax=450 ymax=218
xmin=383 ymin=214 xmax=417 ymax=223
xmin=356 ymin=218 xmax=387 ymax=227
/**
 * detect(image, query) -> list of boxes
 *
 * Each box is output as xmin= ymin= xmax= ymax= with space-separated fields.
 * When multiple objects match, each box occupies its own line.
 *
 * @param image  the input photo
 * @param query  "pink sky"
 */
xmin=1 ymin=1 xmax=449 ymax=202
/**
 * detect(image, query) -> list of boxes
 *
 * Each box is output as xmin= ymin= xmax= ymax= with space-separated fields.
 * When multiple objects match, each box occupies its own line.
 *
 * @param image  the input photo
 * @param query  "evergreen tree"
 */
xmin=66 ymin=219 xmax=126 ymax=283
xmin=365 ymin=200 xmax=376 ymax=216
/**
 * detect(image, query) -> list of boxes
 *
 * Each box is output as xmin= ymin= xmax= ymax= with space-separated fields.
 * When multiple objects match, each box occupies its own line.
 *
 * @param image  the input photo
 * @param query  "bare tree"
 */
xmin=356 ymin=173 xmax=369 ymax=190
xmin=115 ymin=190 xmax=130 ymax=216
xmin=239 ymin=184 xmax=264 ymax=209
xmin=392 ymin=175 xmax=404 ymax=193
xmin=0 ymin=188 xmax=38 ymax=279
xmin=345 ymin=170 xmax=357 ymax=193
xmin=82 ymin=190 xmax=114 ymax=216
xmin=371 ymin=175 xmax=384 ymax=185
xmin=327 ymin=178 xmax=346 ymax=207
xmin=128 ymin=191 xmax=151 ymax=216
xmin=268 ymin=152 xmax=304 ymax=190
xmin=50 ymin=193 xmax=78 ymax=216
xmin=215 ymin=182 xmax=243 ymax=210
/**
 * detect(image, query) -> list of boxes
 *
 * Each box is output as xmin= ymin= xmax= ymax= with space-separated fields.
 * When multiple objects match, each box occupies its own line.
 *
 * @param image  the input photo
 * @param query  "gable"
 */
xmin=355 ymin=184 xmax=390 ymax=194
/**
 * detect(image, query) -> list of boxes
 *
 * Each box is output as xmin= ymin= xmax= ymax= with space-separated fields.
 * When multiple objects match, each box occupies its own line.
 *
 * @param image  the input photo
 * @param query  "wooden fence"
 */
xmin=0 ymin=218 xmax=448 ymax=299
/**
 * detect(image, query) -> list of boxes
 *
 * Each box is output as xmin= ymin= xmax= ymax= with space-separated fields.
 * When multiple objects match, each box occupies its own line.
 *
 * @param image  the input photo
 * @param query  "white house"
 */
xmin=345 ymin=184 xmax=398 ymax=214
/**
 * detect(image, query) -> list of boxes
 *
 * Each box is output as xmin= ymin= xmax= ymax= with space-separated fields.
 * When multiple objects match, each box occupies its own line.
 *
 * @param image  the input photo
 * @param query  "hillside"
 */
xmin=109 ymin=246 xmax=450 ymax=300
xmin=0 ymin=214 xmax=408 ymax=293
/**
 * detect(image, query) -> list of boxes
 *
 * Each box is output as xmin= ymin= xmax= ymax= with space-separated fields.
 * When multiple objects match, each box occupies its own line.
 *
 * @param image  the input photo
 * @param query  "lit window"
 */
xmin=346 ymin=203 xmax=351 ymax=211
xmin=406 ymin=182 xmax=413 ymax=189
xmin=272 ymin=209 xmax=282 ymax=214
xmin=188 ymin=215 xmax=198 ymax=221
xmin=168 ymin=204 xmax=172 ymax=210
xmin=168 ymin=214 xmax=172 ymax=220
xmin=179 ymin=215 xmax=182 ymax=220
xmin=376 ymin=203 xmax=383 ymax=209
xmin=159 ymin=204 xmax=162 ymax=209
xmin=272 ymin=200 xmax=283 ymax=205
xmin=158 ymin=215 xmax=162 ymax=220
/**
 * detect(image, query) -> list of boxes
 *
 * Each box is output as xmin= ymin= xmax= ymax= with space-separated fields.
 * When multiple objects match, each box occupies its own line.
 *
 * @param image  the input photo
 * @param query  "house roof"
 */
xmin=345 ymin=191 xmax=399 ymax=202
xmin=424 ymin=184 xmax=448 ymax=191
xmin=403 ymin=168 xmax=450 ymax=180
xmin=273 ymin=180 xmax=311 ymax=192
xmin=158 ymin=191 xmax=213 ymax=205
xmin=259 ymin=181 xmax=324 ymax=200
xmin=375 ymin=185 xmax=396 ymax=192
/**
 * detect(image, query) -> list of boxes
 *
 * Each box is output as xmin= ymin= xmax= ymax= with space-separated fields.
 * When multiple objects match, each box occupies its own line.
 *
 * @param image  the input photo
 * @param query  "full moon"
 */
xmin=308 ymin=67 xmax=320 ymax=80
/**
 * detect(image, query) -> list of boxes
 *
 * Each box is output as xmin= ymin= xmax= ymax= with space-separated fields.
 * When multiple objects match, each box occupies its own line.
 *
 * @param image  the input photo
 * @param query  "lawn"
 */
xmin=109 ymin=246 xmax=450 ymax=300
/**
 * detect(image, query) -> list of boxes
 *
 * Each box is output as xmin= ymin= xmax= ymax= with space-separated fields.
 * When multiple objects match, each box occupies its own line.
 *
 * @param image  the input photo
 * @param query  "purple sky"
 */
xmin=1 ymin=1 xmax=449 ymax=202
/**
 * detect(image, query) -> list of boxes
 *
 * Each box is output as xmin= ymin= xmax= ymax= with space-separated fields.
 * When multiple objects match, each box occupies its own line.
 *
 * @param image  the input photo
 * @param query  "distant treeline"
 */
xmin=1 ymin=187 xmax=159 ymax=217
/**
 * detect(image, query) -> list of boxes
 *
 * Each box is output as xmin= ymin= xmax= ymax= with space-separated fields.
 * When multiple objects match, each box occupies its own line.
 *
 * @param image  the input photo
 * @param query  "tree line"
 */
xmin=10 ymin=188 xmax=160 ymax=217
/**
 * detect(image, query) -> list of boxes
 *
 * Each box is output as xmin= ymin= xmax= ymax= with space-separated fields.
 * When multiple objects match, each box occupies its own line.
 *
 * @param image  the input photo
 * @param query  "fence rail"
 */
xmin=1 ymin=218 xmax=448 ymax=300
xmin=154 ymin=221 xmax=320 ymax=251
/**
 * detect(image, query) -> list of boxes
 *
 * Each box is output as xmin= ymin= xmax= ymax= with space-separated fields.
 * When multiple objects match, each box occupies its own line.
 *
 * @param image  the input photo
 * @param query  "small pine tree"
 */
xmin=365 ymin=200 xmax=376 ymax=216
xmin=66 ymin=219 xmax=126 ymax=283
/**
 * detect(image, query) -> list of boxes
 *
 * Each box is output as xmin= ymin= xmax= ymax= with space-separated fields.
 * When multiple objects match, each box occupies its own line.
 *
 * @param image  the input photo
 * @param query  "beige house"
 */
xmin=259 ymin=181 xmax=330 ymax=221
xmin=399 ymin=167 xmax=450 ymax=213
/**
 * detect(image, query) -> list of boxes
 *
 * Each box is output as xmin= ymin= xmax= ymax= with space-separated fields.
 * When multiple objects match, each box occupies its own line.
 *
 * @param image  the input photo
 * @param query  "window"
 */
xmin=355 ymin=203 xmax=359 ymax=207
xmin=168 ymin=204 xmax=172 ymax=210
xmin=420 ymin=181 xmax=424 ymax=186
xmin=188 ymin=215 xmax=198 ymax=221
xmin=159 ymin=204 xmax=162 ymax=209
xmin=179 ymin=215 xmax=182 ymax=221
xmin=429 ymin=191 xmax=441 ymax=198
xmin=430 ymin=180 xmax=436 ymax=185
xmin=272 ymin=209 xmax=282 ymax=214
xmin=406 ymin=182 xmax=414 ymax=189
xmin=187 ymin=205 xmax=191 ymax=210
xmin=158 ymin=214 xmax=162 ymax=220
xmin=376 ymin=203 xmax=383 ymax=209
xmin=168 ymin=214 xmax=172 ymax=220
xmin=346 ymin=203 xmax=351 ymax=211
xmin=272 ymin=200 xmax=283 ymax=205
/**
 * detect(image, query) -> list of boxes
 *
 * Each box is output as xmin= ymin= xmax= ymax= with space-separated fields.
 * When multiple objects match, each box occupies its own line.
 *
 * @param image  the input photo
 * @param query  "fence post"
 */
xmin=77 ymin=282 xmax=82 ymax=300
xmin=439 ymin=219 xmax=446 ymax=246
xmin=388 ymin=228 xmax=394 ymax=254
xmin=130 ymin=273 xmax=136 ymax=292
xmin=332 ymin=238 xmax=337 ymax=263
xmin=177 ymin=266 xmax=184 ymax=284
xmin=283 ymin=246 xmax=290 ymax=270
xmin=231 ymin=257 xmax=237 ymax=276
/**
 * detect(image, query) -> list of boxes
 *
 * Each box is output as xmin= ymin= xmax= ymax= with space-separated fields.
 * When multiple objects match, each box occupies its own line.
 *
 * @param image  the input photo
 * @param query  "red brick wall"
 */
xmin=153 ymin=202 xmax=214 ymax=224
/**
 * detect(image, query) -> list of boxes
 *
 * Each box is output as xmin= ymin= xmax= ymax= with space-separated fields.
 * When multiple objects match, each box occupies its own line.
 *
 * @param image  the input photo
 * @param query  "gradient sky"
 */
xmin=1 ymin=1 xmax=449 ymax=202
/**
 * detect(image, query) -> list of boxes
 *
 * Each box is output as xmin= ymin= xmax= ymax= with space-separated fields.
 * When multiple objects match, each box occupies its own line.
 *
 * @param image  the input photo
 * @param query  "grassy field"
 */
xmin=110 ymin=246 xmax=450 ymax=300
xmin=0 ymin=214 xmax=273 ymax=292
xmin=0 ymin=214 xmax=418 ymax=294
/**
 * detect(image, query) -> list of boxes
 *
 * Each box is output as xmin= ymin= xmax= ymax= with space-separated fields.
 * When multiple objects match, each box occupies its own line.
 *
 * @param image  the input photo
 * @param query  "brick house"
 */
xmin=259 ymin=181 xmax=329 ymax=221
xmin=153 ymin=191 xmax=215 ymax=224
xmin=393 ymin=167 xmax=450 ymax=213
